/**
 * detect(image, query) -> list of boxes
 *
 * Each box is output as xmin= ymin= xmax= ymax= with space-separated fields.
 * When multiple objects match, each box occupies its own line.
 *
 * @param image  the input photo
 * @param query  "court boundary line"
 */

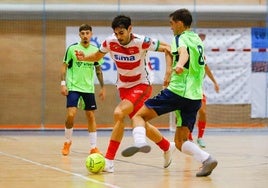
xmin=0 ymin=151 xmax=120 ymax=188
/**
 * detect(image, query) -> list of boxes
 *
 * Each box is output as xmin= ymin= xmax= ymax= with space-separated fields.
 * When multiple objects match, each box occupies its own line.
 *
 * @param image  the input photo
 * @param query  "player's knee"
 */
xmin=113 ymin=109 xmax=125 ymax=121
xmin=67 ymin=111 xmax=76 ymax=119
xmin=67 ymin=108 xmax=77 ymax=118
xmin=86 ymin=111 xmax=94 ymax=119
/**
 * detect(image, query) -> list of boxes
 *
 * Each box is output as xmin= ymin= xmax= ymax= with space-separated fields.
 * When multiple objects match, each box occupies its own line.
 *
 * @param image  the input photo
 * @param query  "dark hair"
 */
xmin=79 ymin=24 xmax=92 ymax=32
xmin=111 ymin=15 xmax=131 ymax=30
xmin=169 ymin=9 xmax=192 ymax=27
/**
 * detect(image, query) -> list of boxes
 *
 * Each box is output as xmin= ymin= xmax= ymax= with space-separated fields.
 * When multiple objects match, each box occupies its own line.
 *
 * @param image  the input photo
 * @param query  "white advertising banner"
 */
xmin=66 ymin=26 xmax=267 ymax=117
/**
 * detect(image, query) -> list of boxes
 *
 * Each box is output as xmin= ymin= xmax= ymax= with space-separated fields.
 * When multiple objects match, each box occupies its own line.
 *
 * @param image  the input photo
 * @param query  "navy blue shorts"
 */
xmin=66 ymin=91 xmax=97 ymax=111
xmin=145 ymin=89 xmax=201 ymax=131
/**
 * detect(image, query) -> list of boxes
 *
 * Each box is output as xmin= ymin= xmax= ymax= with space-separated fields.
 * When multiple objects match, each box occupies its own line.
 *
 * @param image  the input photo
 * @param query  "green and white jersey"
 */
xmin=167 ymin=30 xmax=205 ymax=100
xmin=63 ymin=43 xmax=103 ymax=93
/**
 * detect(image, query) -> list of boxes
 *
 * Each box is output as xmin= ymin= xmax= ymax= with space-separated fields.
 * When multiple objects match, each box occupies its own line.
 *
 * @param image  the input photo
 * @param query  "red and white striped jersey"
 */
xmin=100 ymin=33 xmax=159 ymax=89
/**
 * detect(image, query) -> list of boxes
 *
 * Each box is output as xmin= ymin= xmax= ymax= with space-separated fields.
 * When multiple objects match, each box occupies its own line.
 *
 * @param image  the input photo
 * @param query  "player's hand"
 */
xmin=99 ymin=87 xmax=106 ymax=101
xmin=174 ymin=65 xmax=184 ymax=74
xmin=60 ymin=85 xmax=68 ymax=96
xmin=163 ymin=74 xmax=171 ymax=89
xmin=214 ymin=83 xmax=220 ymax=93
xmin=75 ymin=50 xmax=85 ymax=61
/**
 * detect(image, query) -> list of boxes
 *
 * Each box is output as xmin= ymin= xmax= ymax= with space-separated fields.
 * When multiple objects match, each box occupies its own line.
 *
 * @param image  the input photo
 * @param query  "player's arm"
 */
xmin=157 ymin=41 xmax=170 ymax=53
xmin=174 ymin=46 xmax=189 ymax=74
xmin=95 ymin=64 xmax=105 ymax=101
xmin=60 ymin=63 xmax=68 ymax=96
xmin=156 ymin=41 xmax=172 ymax=87
xmin=76 ymin=50 xmax=106 ymax=62
xmin=205 ymin=64 xmax=220 ymax=93
xmin=163 ymin=46 xmax=173 ymax=88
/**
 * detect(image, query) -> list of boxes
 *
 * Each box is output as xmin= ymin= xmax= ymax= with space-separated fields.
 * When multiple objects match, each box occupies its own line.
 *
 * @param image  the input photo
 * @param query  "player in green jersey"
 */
xmin=60 ymin=24 xmax=105 ymax=156
xmin=178 ymin=33 xmax=220 ymax=148
xmin=122 ymin=8 xmax=218 ymax=177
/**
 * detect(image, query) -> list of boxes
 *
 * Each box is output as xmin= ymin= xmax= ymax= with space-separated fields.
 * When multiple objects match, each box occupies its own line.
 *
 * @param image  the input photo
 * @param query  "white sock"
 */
xmin=181 ymin=141 xmax=209 ymax=163
xmin=64 ymin=127 xmax=73 ymax=143
xmin=133 ymin=127 xmax=147 ymax=146
xmin=105 ymin=158 xmax=114 ymax=164
xmin=89 ymin=132 xmax=97 ymax=149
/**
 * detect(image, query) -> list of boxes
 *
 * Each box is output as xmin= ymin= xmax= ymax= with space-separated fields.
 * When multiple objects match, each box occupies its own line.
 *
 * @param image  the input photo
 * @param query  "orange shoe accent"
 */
xmin=62 ymin=141 xmax=72 ymax=156
xmin=89 ymin=147 xmax=102 ymax=155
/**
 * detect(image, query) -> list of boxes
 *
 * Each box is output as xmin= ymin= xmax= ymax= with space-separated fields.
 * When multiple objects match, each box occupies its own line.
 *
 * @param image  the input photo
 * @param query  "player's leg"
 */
xmin=62 ymin=107 xmax=77 ymax=155
xmin=104 ymin=84 xmax=152 ymax=172
xmin=83 ymin=93 xmax=100 ymax=154
xmin=175 ymin=109 xmax=193 ymax=141
xmin=197 ymin=95 xmax=207 ymax=148
xmin=145 ymin=122 xmax=176 ymax=168
xmin=122 ymin=88 xmax=176 ymax=158
xmin=174 ymin=101 xmax=217 ymax=177
xmin=121 ymin=105 xmax=156 ymax=157
xmin=188 ymin=132 xmax=194 ymax=141
xmin=175 ymin=126 xmax=217 ymax=177
xmin=176 ymin=109 xmax=193 ymax=141
xmin=103 ymin=99 xmax=133 ymax=172
xmin=85 ymin=110 xmax=101 ymax=154
xmin=62 ymin=91 xmax=79 ymax=155
xmin=120 ymin=84 xmax=153 ymax=157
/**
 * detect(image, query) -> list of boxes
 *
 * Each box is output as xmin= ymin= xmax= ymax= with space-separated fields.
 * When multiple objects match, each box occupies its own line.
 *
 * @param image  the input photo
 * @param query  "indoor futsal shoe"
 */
xmin=103 ymin=158 xmax=114 ymax=173
xmin=163 ymin=141 xmax=176 ymax=168
xmin=61 ymin=141 xmax=72 ymax=156
xmin=89 ymin=147 xmax=102 ymax=155
xmin=196 ymin=155 xmax=218 ymax=177
xmin=197 ymin=138 xmax=206 ymax=148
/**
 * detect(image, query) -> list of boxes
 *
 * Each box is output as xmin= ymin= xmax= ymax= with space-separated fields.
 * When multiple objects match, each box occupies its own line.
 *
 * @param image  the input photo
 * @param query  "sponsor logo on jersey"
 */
xmin=114 ymin=54 xmax=136 ymax=61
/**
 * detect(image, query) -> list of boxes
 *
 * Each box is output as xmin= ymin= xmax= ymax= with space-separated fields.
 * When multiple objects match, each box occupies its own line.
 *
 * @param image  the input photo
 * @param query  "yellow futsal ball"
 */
xmin=85 ymin=153 xmax=105 ymax=174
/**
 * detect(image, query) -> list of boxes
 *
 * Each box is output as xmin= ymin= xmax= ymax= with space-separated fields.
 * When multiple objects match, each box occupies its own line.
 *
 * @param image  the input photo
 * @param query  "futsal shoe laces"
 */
xmin=196 ymin=156 xmax=218 ymax=177
xmin=121 ymin=143 xmax=151 ymax=157
xmin=163 ymin=142 xmax=176 ymax=168
xmin=61 ymin=141 xmax=72 ymax=156
xmin=103 ymin=158 xmax=114 ymax=173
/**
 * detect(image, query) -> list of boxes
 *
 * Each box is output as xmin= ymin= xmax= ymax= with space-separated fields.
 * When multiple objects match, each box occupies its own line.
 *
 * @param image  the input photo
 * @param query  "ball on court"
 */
xmin=85 ymin=153 xmax=105 ymax=174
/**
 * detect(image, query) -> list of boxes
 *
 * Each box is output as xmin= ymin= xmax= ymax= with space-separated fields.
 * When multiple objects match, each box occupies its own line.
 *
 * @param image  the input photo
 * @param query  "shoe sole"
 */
xmin=196 ymin=160 xmax=218 ymax=177
xmin=164 ymin=160 xmax=172 ymax=168
xmin=121 ymin=145 xmax=151 ymax=157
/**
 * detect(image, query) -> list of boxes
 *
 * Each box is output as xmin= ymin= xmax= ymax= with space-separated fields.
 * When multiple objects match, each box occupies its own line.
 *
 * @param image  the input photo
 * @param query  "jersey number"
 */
xmin=197 ymin=45 xmax=205 ymax=65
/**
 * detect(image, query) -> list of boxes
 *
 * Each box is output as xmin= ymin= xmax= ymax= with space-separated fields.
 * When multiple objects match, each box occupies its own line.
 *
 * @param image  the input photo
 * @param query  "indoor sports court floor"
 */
xmin=0 ymin=128 xmax=268 ymax=188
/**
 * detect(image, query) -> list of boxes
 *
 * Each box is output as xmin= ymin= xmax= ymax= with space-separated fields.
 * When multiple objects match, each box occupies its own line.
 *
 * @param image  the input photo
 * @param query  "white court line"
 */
xmin=0 ymin=151 xmax=120 ymax=188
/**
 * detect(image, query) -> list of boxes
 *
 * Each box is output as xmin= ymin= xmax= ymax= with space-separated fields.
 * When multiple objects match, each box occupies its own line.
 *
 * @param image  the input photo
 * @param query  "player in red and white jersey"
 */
xmin=100 ymin=33 xmax=157 ymax=89
xmin=76 ymin=15 xmax=175 ymax=173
